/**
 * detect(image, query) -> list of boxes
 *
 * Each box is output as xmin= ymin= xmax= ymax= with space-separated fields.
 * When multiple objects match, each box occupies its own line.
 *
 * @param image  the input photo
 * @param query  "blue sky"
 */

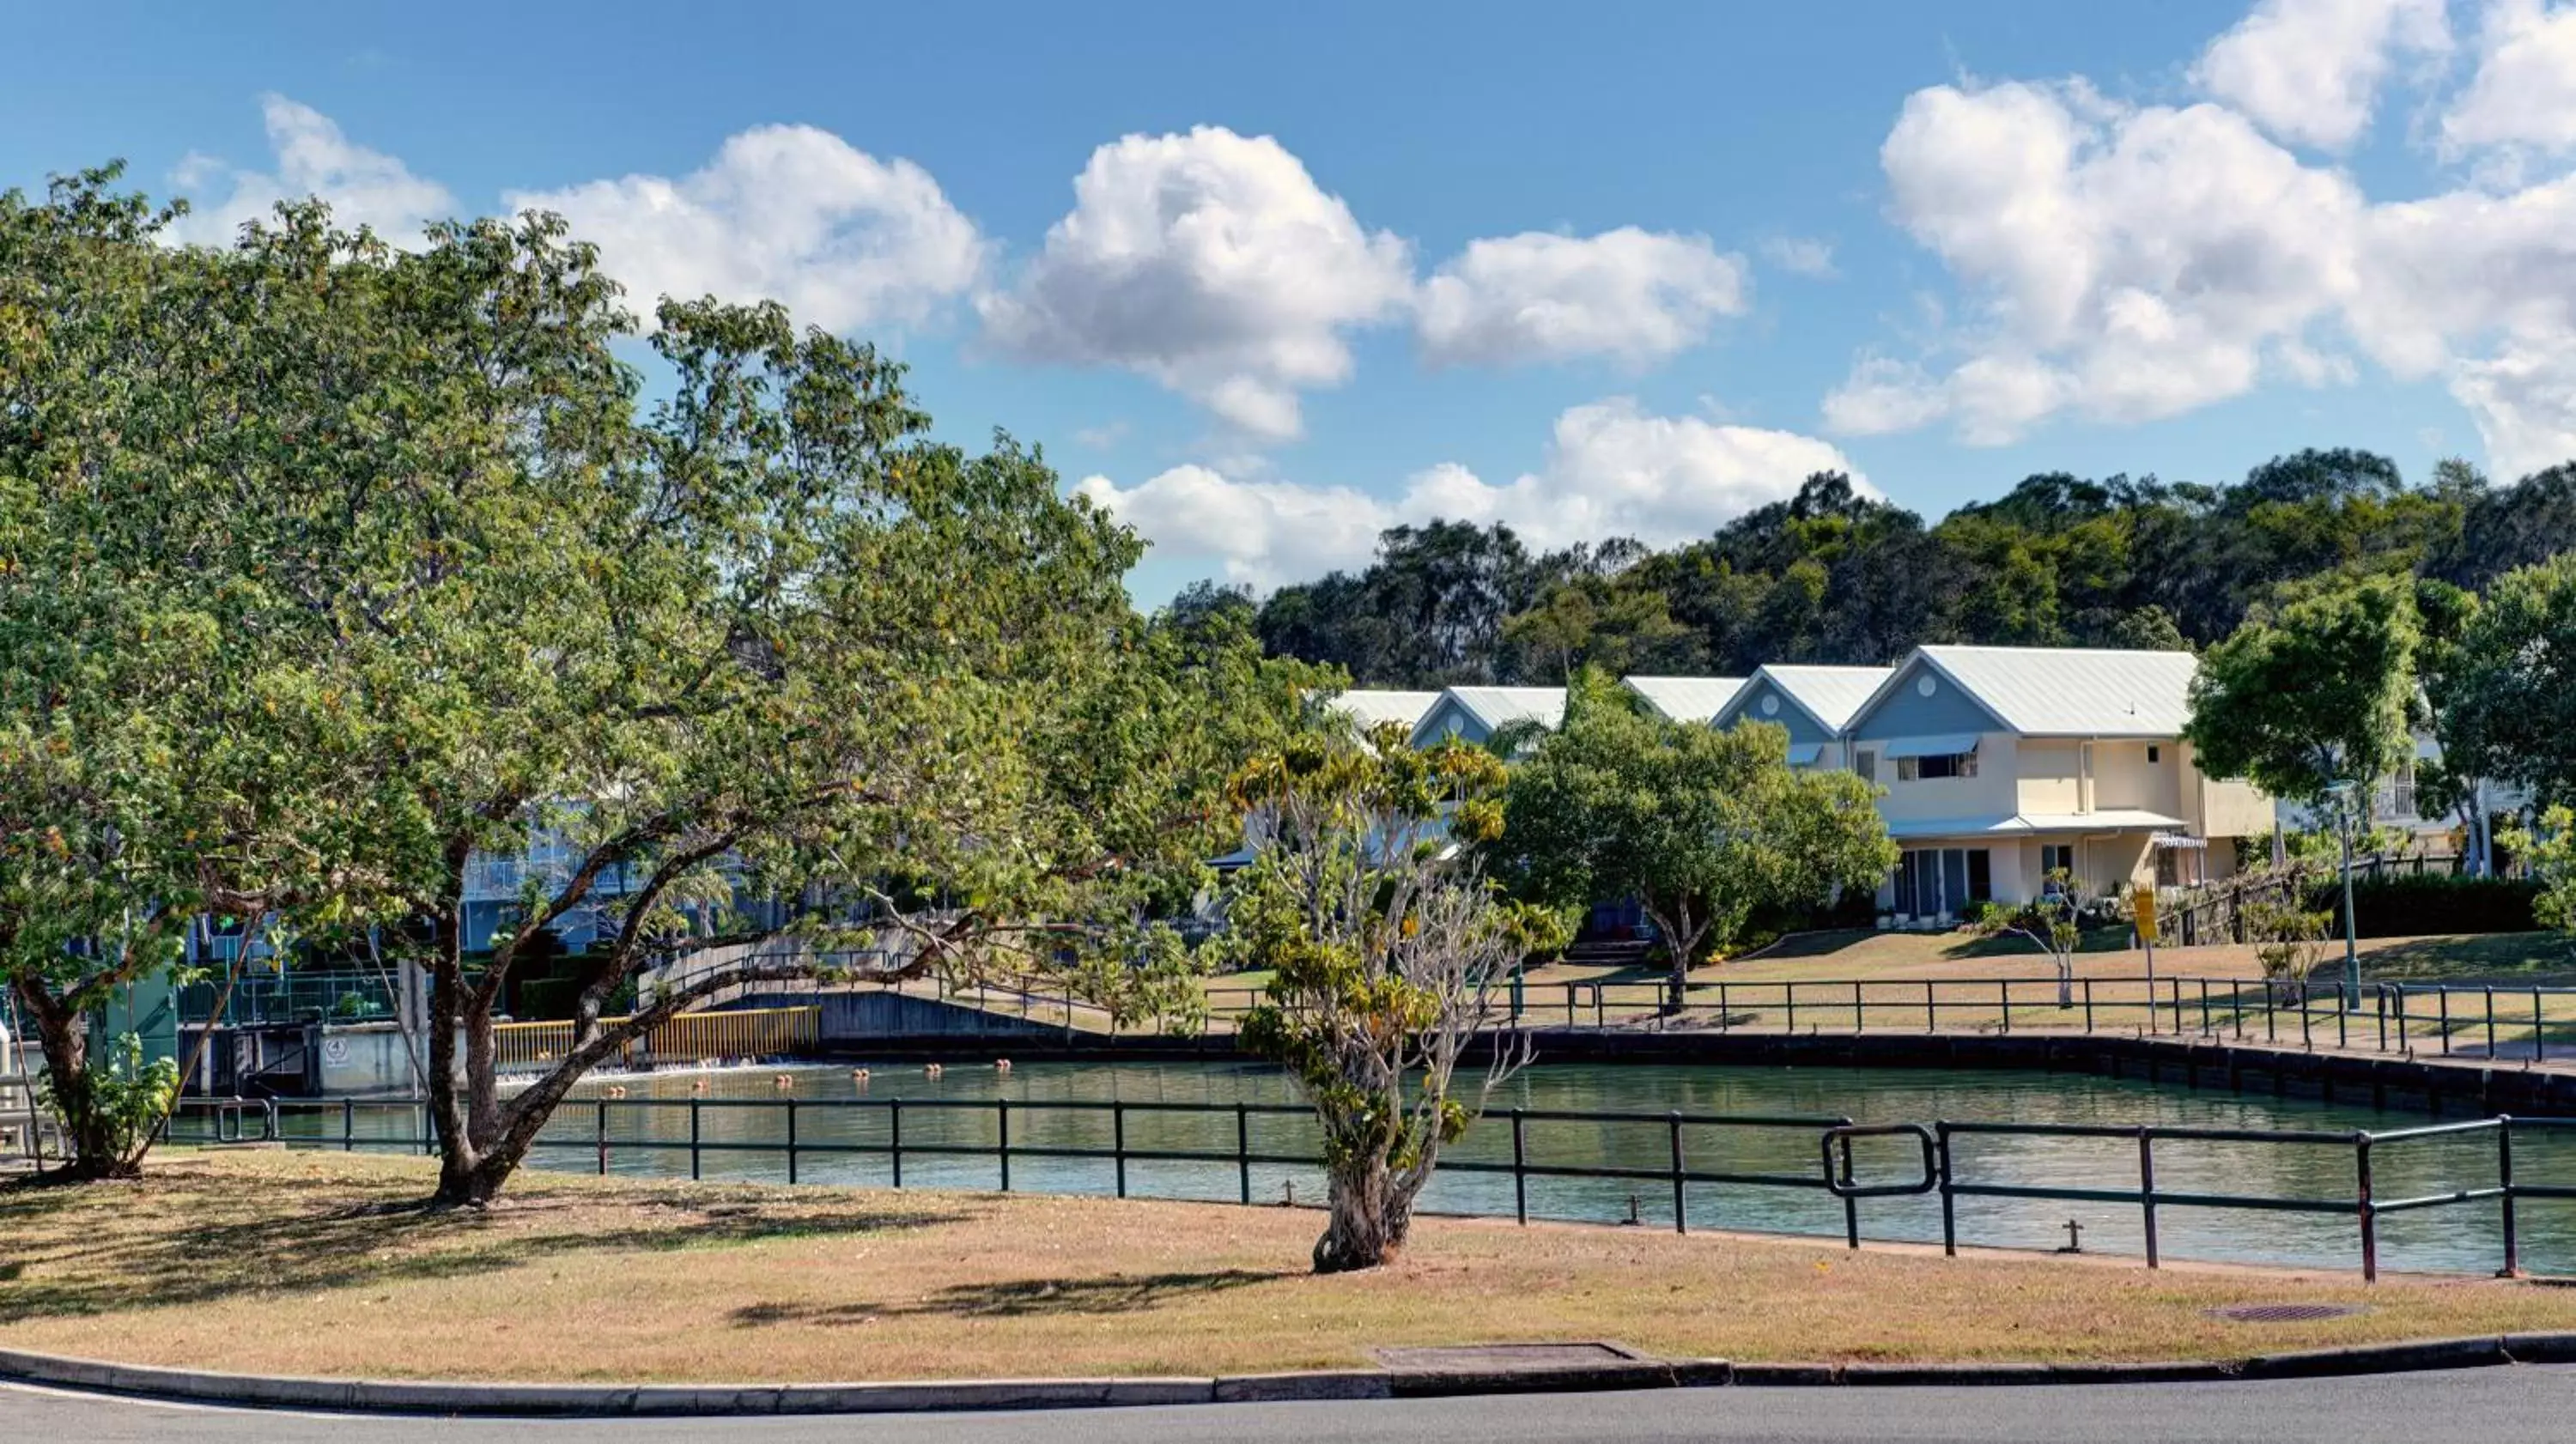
xmin=9 ymin=1 xmax=2574 ymax=602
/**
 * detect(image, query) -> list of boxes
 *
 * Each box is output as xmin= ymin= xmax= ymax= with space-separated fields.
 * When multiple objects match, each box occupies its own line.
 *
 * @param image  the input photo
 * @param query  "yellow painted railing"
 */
xmin=492 ymin=1006 xmax=820 ymax=1071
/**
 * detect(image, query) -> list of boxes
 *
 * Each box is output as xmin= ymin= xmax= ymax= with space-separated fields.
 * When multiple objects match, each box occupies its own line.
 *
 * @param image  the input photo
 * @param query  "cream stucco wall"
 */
xmin=1867 ymin=731 xmax=2020 ymax=828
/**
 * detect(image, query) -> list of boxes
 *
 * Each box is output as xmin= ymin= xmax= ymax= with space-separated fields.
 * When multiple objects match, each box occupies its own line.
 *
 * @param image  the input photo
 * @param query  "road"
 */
xmin=8 ymin=1368 xmax=2575 ymax=1444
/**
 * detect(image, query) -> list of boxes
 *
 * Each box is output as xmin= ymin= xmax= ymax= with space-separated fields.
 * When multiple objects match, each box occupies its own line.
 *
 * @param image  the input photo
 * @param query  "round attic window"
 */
xmin=1760 ymin=694 xmax=1781 ymax=717
xmin=1916 ymin=675 xmax=1937 ymax=697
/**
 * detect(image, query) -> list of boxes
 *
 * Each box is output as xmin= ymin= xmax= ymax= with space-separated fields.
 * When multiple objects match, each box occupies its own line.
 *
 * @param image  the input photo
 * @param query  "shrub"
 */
xmin=2302 ymin=872 xmax=2540 ymax=937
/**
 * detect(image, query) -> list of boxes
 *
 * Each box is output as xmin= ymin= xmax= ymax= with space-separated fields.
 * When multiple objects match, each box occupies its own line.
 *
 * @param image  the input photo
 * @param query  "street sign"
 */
xmin=2133 ymin=885 xmax=2159 ymax=945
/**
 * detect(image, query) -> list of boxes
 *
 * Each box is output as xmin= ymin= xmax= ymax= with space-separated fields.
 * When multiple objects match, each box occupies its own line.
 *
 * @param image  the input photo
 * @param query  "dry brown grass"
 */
xmin=3 ymin=1150 xmax=2573 ymax=1383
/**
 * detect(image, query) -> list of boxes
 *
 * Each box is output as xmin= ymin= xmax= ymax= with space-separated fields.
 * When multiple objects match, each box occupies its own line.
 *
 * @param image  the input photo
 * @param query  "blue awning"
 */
xmin=1880 ymin=733 xmax=1982 ymax=759
xmin=1784 ymin=743 xmax=1825 ymax=766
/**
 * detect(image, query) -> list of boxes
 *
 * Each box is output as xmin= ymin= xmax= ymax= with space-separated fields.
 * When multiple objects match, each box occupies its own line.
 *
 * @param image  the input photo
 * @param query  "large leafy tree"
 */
xmin=1222 ymin=728 xmax=1555 ymax=1273
xmin=2438 ymin=555 xmax=2576 ymax=809
xmin=1497 ymin=673 xmax=1897 ymax=1008
xmin=6 ymin=169 xmax=1313 ymax=1204
xmin=2184 ymin=574 xmax=2421 ymax=810
xmin=1 ymin=171 xmax=393 ymax=1178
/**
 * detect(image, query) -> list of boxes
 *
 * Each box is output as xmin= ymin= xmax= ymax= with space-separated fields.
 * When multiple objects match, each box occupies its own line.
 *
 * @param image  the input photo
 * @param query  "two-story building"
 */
xmin=1839 ymin=646 xmax=2270 ymax=921
xmin=1705 ymin=664 xmax=1891 ymax=771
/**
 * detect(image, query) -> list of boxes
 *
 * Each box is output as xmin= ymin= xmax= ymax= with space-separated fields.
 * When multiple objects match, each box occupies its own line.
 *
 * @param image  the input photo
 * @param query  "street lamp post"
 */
xmin=2324 ymin=780 xmax=2361 ymax=1009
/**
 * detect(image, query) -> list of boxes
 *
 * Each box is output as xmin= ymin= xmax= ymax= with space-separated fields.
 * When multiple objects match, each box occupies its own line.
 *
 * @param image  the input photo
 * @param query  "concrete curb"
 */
xmin=3 ymin=1333 xmax=2572 ymax=1417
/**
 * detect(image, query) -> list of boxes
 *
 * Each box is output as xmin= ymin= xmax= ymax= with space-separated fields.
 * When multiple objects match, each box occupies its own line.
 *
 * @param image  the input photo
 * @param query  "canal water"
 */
xmin=315 ymin=1059 xmax=2576 ymax=1277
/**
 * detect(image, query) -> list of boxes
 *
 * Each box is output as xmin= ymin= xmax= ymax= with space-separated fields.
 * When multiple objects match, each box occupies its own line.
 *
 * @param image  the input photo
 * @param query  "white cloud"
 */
xmin=169 ymin=94 xmax=455 ymax=246
xmin=2450 ymin=333 xmax=2576 ymax=476
xmin=1836 ymin=20 xmax=2576 ymax=477
xmin=2444 ymin=0 xmax=2576 ymax=154
xmin=1760 ymin=235 xmax=1839 ymax=278
xmin=1078 ymin=399 xmax=1856 ymax=585
xmin=506 ymin=125 xmax=985 ymax=332
xmin=1413 ymin=228 xmax=1748 ymax=367
xmin=2192 ymin=0 xmax=2450 ymax=150
xmin=1074 ymin=465 xmax=1396 ymax=585
xmin=981 ymin=126 xmax=1413 ymax=440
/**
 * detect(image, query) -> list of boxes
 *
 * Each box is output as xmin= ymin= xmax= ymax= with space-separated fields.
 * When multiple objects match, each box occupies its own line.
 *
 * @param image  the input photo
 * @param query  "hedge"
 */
xmin=2303 ymin=873 xmax=2542 ymax=937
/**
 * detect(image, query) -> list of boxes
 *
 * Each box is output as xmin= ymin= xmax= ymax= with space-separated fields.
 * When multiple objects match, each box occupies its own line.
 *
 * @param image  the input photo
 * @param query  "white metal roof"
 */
xmin=1324 ymin=689 xmax=1443 ymax=731
xmin=1880 ymin=646 xmax=2201 ymax=737
xmin=1431 ymin=686 xmax=1567 ymax=736
xmin=1620 ymin=676 xmax=1747 ymax=724
xmin=1737 ymin=664 xmax=1893 ymax=733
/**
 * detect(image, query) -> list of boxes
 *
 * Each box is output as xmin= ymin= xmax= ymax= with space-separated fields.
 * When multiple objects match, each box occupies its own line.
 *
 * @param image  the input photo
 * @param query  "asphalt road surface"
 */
xmin=9 ymin=1368 xmax=2576 ymax=1444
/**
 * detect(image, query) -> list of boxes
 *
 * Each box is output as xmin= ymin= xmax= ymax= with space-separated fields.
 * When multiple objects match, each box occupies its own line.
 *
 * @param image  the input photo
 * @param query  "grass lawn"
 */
xmin=3 ymin=1150 xmax=2574 ymax=1384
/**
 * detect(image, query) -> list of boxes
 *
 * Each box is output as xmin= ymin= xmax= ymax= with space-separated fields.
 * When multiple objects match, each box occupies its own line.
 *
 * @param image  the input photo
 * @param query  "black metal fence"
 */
xmin=169 ymin=1094 xmax=2576 ymax=1283
xmin=910 ymin=974 xmax=2576 ymax=1063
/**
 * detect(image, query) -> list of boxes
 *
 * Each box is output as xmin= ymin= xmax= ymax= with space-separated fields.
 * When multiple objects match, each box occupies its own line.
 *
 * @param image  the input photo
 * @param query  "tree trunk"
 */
xmin=12 ymin=980 xmax=132 ymax=1181
xmin=1313 ymin=1155 xmax=1423 ymax=1273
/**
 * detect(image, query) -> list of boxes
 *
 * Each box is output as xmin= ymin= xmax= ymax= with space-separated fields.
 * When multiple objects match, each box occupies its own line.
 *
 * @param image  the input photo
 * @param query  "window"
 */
xmin=2040 ymin=844 xmax=2075 ymax=877
xmin=1965 ymin=850 xmax=1993 ymax=903
xmin=1898 ymin=751 xmax=1978 ymax=780
xmin=1854 ymin=749 xmax=1877 ymax=783
xmin=2147 ymin=745 xmax=2160 ymax=764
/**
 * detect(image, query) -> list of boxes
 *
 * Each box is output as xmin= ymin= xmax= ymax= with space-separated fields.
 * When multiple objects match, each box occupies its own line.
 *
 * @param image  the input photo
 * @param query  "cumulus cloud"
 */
xmin=2192 ymin=0 xmax=2450 ymax=150
xmin=2444 ymin=0 xmax=2576 ymax=154
xmin=1077 ymin=399 xmax=1856 ymax=585
xmin=1413 ymin=228 xmax=1749 ymax=367
xmin=1826 ymin=29 xmax=2576 ymax=476
xmin=981 ymin=126 xmax=1413 ymax=440
xmin=506 ymin=125 xmax=985 ymax=331
xmin=168 ymin=94 xmax=455 ymax=246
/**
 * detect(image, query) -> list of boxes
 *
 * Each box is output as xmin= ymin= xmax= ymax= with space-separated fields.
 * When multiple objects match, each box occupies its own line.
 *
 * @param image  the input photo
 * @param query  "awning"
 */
xmin=2016 ymin=810 xmax=2186 ymax=833
xmin=1885 ymin=809 xmax=2186 ymax=840
xmin=2148 ymin=831 xmax=2207 ymax=850
xmin=1880 ymin=733 xmax=1981 ymax=759
xmin=1784 ymin=742 xmax=1825 ymax=766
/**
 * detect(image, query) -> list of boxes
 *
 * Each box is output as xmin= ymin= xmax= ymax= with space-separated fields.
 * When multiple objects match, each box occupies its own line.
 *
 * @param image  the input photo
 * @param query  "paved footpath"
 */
xmin=9 ymin=1368 xmax=2576 ymax=1444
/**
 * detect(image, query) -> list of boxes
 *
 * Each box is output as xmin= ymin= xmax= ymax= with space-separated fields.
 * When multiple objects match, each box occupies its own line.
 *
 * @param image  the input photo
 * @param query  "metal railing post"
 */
xmin=1236 ymin=1102 xmax=1251 ymax=1204
xmin=1853 ymin=980 xmax=1864 ymax=1033
xmin=596 ymin=1099 xmax=608 ymax=1176
xmin=997 ymin=1099 xmax=1011 ymax=1192
xmin=2537 ymin=991 xmax=2549 ymax=1065
xmin=2082 ymin=979 xmax=2094 ymax=1034
xmin=689 ymin=1098 xmax=702 ymax=1181
xmin=1839 ymin=1133 xmax=1859 ymax=1249
xmin=2499 ymin=1119 xmax=2521 ymax=1278
xmin=2485 ymin=987 xmax=2497 ymax=1060
xmin=1927 ymin=980 xmax=1938 ymax=1033
xmin=1114 ymin=1101 xmax=1128 ymax=1198
xmin=343 ymin=1097 xmax=355 ymax=1152
xmin=786 ymin=1099 xmax=799 ymax=1186
xmin=2356 ymin=1134 xmax=2379 ymax=1283
xmin=1511 ymin=1108 xmax=1528 ymax=1225
xmin=2138 ymin=1129 xmax=2159 ymax=1270
xmin=2000 ymin=980 xmax=2011 ymax=1034
xmin=1668 ymin=1111 xmax=1686 ymax=1235
xmin=1936 ymin=1124 xmax=1958 ymax=1257
xmin=2440 ymin=989 xmax=2452 ymax=1056
xmin=890 ymin=1098 xmax=903 ymax=1188
xmin=1718 ymin=980 xmax=1731 ymax=1032
xmin=1785 ymin=982 xmax=1797 ymax=1035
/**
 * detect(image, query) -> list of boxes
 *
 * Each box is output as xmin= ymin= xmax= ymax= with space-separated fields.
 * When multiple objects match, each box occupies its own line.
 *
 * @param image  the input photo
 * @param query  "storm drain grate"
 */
xmin=1371 ymin=1342 xmax=1647 ymax=1370
xmin=2207 ymin=1302 xmax=2372 ymax=1323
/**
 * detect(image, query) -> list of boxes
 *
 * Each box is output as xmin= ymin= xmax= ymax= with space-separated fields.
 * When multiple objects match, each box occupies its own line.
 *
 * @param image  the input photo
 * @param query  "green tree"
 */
xmin=1 ymin=169 xmax=397 ymax=1178
xmin=1970 ymin=873 xmax=2081 ymax=1007
xmin=2439 ymin=555 xmax=2576 ymax=809
xmin=2184 ymin=574 xmax=2421 ymax=808
xmin=1221 ymin=728 xmax=1555 ymax=1272
xmin=1497 ymin=673 xmax=1897 ymax=1008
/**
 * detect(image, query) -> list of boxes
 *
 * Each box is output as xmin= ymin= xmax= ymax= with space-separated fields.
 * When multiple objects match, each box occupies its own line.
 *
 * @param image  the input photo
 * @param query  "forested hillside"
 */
xmin=1181 ymin=451 xmax=2576 ymax=688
